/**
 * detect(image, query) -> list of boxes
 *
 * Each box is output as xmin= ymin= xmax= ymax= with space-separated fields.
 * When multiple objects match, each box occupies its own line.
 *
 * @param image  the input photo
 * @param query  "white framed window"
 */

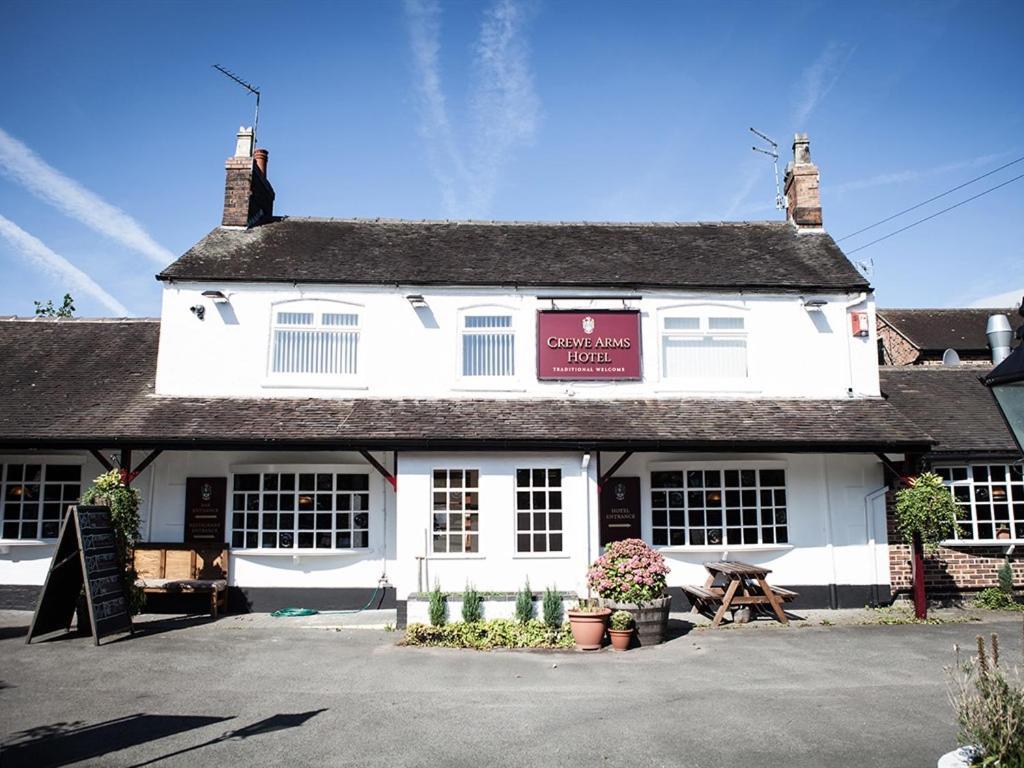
xmin=650 ymin=467 xmax=787 ymax=547
xmin=936 ymin=464 xmax=1024 ymax=542
xmin=1 ymin=463 xmax=81 ymax=540
xmin=515 ymin=468 xmax=563 ymax=553
xmin=268 ymin=301 xmax=361 ymax=379
xmin=230 ymin=470 xmax=370 ymax=550
xmin=660 ymin=309 xmax=748 ymax=381
xmin=459 ymin=310 xmax=515 ymax=379
xmin=432 ymin=469 xmax=480 ymax=553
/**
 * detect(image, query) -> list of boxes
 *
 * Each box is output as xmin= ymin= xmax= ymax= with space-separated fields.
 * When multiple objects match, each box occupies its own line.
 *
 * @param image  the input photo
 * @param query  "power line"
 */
xmin=844 ymin=171 xmax=1024 ymax=255
xmin=836 ymin=154 xmax=1024 ymax=242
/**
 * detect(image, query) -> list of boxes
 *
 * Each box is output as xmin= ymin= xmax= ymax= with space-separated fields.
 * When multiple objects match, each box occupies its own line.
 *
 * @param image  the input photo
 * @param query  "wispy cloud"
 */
xmin=832 ymin=151 xmax=1018 ymax=194
xmin=0 ymin=214 xmax=130 ymax=315
xmin=0 ymin=127 xmax=174 ymax=265
xmin=404 ymin=0 xmax=539 ymax=217
xmin=792 ymin=41 xmax=855 ymax=127
xmin=966 ymin=286 xmax=1024 ymax=310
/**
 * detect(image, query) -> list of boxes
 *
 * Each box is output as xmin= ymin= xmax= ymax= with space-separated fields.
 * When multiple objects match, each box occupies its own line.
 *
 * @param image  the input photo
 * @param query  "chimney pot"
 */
xmin=234 ymin=127 xmax=255 ymax=158
xmin=253 ymin=148 xmax=269 ymax=178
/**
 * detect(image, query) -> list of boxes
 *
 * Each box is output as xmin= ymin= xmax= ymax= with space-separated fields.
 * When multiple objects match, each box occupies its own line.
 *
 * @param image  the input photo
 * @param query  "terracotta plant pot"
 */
xmin=600 ymin=595 xmax=672 ymax=646
xmin=608 ymin=627 xmax=633 ymax=651
xmin=567 ymin=608 xmax=611 ymax=650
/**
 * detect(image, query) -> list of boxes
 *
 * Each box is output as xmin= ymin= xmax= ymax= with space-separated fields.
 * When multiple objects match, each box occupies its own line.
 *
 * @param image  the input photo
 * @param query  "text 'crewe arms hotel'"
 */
xmin=537 ymin=310 xmax=643 ymax=380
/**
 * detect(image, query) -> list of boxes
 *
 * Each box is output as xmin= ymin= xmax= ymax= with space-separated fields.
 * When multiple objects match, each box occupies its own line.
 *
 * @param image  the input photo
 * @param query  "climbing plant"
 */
xmin=894 ymin=472 xmax=959 ymax=551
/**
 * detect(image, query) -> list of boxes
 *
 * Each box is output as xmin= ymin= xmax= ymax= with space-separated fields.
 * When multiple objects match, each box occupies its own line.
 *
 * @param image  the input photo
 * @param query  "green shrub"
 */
xmin=948 ymin=634 xmax=1024 ymax=767
xmin=428 ymin=582 xmax=447 ymax=626
xmin=402 ymin=619 xmax=574 ymax=650
xmin=998 ymin=561 xmax=1015 ymax=596
xmin=461 ymin=584 xmax=482 ymax=623
xmin=976 ymin=587 xmax=1021 ymax=612
xmin=610 ymin=610 xmax=633 ymax=631
xmin=542 ymin=586 xmax=563 ymax=629
xmin=81 ymin=470 xmax=145 ymax=614
xmin=894 ymin=472 xmax=959 ymax=551
xmin=515 ymin=580 xmax=534 ymax=624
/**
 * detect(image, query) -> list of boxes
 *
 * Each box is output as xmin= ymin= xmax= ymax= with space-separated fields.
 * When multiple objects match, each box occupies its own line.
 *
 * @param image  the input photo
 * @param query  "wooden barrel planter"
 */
xmin=600 ymin=596 xmax=671 ymax=646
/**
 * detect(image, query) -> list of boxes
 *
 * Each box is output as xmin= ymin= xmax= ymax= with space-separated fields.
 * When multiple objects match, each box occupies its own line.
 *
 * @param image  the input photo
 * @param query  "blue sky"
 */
xmin=1 ymin=0 xmax=1022 ymax=317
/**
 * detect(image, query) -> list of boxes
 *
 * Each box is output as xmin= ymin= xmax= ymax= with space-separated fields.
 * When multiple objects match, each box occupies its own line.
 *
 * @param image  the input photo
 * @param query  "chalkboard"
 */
xmin=27 ymin=505 xmax=133 ymax=646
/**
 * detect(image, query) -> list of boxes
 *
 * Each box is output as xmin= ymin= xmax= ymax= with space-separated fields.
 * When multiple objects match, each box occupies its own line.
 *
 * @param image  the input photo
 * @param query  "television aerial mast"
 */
xmin=749 ymin=127 xmax=784 ymax=210
xmin=212 ymin=64 xmax=261 ymax=144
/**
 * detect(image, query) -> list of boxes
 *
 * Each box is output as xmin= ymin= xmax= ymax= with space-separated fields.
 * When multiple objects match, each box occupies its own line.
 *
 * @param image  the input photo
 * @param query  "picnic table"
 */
xmin=682 ymin=561 xmax=798 ymax=628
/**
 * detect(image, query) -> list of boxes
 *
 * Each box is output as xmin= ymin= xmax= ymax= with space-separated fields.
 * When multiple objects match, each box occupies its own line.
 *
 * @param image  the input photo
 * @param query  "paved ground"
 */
xmin=1 ymin=609 xmax=1022 ymax=768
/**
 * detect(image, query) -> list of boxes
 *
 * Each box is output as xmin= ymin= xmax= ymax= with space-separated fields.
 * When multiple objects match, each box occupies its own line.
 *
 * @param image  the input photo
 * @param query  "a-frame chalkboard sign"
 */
xmin=27 ymin=505 xmax=133 ymax=646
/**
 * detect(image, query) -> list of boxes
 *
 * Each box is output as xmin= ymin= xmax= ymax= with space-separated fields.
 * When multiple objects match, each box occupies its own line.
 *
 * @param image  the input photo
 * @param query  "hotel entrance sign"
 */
xmin=537 ymin=310 xmax=642 ymax=380
xmin=185 ymin=477 xmax=227 ymax=543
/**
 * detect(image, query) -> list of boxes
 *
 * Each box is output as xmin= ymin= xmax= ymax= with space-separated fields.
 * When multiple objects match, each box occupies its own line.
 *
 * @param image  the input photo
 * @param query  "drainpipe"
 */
xmin=582 ymin=451 xmax=593 ymax=578
xmin=822 ymin=455 xmax=839 ymax=609
xmin=864 ymin=485 xmax=888 ymax=608
xmin=843 ymin=292 xmax=868 ymax=397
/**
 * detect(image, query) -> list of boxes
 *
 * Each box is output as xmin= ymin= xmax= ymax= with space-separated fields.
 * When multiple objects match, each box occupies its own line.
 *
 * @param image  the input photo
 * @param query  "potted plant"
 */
xmin=608 ymin=610 xmax=634 ymax=651
xmin=588 ymin=538 xmax=671 ymax=646
xmin=566 ymin=598 xmax=611 ymax=651
xmin=894 ymin=472 xmax=959 ymax=620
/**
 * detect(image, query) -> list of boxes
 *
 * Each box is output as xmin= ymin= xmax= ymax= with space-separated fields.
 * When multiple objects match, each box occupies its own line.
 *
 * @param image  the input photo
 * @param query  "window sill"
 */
xmin=511 ymin=553 xmax=571 ymax=560
xmin=232 ymin=548 xmax=374 ymax=557
xmin=939 ymin=540 xmax=1024 ymax=548
xmin=656 ymin=544 xmax=794 ymax=553
xmin=426 ymin=554 xmax=487 ymax=560
xmin=261 ymin=381 xmax=369 ymax=392
xmin=0 ymin=540 xmax=54 ymax=548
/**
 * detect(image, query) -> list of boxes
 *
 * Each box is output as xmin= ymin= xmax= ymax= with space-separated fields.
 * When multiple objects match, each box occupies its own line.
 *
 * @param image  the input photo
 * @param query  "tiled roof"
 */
xmin=877 ymin=308 xmax=1018 ymax=357
xmin=879 ymin=366 xmax=1019 ymax=458
xmin=0 ymin=318 xmax=928 ymax=451
xmin=157 ymin=218 xmax=870 ymax=293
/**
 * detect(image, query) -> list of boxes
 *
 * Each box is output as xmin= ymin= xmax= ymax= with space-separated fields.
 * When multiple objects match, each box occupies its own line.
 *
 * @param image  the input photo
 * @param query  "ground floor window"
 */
xmin=1 ymin=463 xmax=81 ymax=540
xmin=515 ymin=468 xmax=563 ymax=553
xmin=432 ymin=469 xmax=479 ymax=553
xmin=935 ymin=464 xmax=1024 ymax=541
xmin=231 ymin=471 xmax=370 ymax=549
xmin=650 ymin=467 xmax=787 ymax=546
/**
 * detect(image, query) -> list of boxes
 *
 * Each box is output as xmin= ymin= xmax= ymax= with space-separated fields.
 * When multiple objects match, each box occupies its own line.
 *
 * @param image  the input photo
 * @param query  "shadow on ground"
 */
xmin=0 ymin=709 xmax=327 ymax=768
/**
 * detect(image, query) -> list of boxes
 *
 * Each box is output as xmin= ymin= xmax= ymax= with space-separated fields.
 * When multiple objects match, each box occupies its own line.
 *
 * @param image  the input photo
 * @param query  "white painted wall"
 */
xmin=155 ymin=282 xmax=879 ymax=400
xmin=1 ymin=449 xmax=889 ymax=601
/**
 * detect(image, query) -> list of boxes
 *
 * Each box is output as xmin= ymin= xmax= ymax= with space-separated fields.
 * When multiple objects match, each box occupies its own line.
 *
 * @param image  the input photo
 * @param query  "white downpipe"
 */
xmin=145 ymin=457 xmax=157 ymax=543
xmin=822 ymin=455 xmax=839 ymax=608
xmin=843 ymin=292 xmax=867 ymax=397
xmin=864 ymin=485 xmax=889 ymax=602
xmin=583 ymin=451 xmax=593 ymax=586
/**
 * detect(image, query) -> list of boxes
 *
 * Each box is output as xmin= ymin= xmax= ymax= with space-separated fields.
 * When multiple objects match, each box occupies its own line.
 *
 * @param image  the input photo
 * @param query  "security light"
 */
xmin=202 ymin=290 xmax=230 ymax=303
xmin=406 ymin=294 xmax=428 ymax=308
xmin=190 ymin=305 xmax=206 ymax=320
xmin=802 ymin=299 xmax=828 ymax=310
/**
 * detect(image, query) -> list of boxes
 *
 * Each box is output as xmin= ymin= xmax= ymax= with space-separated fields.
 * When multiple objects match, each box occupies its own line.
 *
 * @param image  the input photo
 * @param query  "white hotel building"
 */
xmin=0 ymin=131 xmax=934 ymax=621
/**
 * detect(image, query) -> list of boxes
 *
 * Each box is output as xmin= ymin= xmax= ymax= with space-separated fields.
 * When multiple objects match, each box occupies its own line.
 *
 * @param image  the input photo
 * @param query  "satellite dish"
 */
xmin=942 ymin=348 xmax=961 ymax=367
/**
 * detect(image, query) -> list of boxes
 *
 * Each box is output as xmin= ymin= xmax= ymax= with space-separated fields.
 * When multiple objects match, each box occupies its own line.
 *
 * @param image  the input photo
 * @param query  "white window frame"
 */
xmin=656 ymin=304 xmax=752 ymax=391
xmin=935 ymin=463 xmax=1024 ymax=544
xmin=430 ymin=468 xmax=481 ymax=556
xmin=647 ymin=460 xmax=791 ymax=551
xmin=228 ymin=463 xmax=375 ymax=553
xmin=1 ymin=459 xmax=84 ymax=543
xmin=454 ymin=305 xmax=521 ymax=390
xmin=514 ymin=467 xmax=564 ymax=555
xmin=264 ymin=299 xmax=365 ymax=389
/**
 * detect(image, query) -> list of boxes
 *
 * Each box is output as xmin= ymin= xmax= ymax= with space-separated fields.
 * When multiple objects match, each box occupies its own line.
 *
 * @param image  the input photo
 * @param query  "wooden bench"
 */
xmin=683 ymin=561 xmax=800 ymax=627
xmin=132 ymin=543 xmax=229 ymax=618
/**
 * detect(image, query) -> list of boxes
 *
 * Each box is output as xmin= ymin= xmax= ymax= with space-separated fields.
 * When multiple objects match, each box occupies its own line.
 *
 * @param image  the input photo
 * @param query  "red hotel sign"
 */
xmin=537 ymin=310 xmax=642 ymax=380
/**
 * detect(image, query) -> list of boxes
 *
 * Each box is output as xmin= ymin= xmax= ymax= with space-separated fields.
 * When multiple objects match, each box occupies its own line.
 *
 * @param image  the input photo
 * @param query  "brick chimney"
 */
xmin=222 ymin=127 xmax=275 ymax=228
xmin=783 ymin=133 xmax=822 ymax=228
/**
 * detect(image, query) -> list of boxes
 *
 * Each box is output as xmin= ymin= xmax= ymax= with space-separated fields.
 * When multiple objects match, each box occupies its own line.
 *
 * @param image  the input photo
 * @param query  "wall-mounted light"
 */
xmin=406 ymin=294 xmax=428 ymax=308
xmin=190 ymin=305 xmax=206 ymax=320
xmin=202 ymin=290 xmax=230 ymax=304
xmin=802 ymin=299 xmax=828 ymax=310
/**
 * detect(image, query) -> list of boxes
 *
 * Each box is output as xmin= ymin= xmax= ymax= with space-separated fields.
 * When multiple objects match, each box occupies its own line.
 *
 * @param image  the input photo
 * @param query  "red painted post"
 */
xmin=911 ymin=531 xmax=927 ymax=620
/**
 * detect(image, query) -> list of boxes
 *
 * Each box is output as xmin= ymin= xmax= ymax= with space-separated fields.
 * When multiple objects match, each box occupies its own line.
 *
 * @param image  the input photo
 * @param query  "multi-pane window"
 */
xmin=650 ymin=468 xmax=787 ymax=546
xmin=432 ymin=469 xmax=480 ymax=553
xmin=270 ymin=307 xmax=360 ymax=376
xmin=1 ymin=463 xmax=81 ymax=540
xmin=515 ymin=468 xmax=563 ymax=553
xmin=231 ymin=471 xmax=370 ymax=549
xmin=661 ymin=315 xmax=747 ymax=380
xmin=461 ymin=314 xmax=515 ymax=377
xmin=936 ymin=464 xmax=1024 ymax=541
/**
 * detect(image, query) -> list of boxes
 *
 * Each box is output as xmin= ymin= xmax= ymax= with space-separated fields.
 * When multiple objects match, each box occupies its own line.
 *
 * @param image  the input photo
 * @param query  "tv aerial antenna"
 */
xmin=750 ymin=127 xmax=784 ymax=210
xmin=212 ymin=64 xmax=261 ymax=144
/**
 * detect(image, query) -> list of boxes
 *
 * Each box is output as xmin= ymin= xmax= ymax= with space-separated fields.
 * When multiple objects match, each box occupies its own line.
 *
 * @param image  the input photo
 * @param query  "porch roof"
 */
xmin=0 ymin=318 xmax=931 ymax=453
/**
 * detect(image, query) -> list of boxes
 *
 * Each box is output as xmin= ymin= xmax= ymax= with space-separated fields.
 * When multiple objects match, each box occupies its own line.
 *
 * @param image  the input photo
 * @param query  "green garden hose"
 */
xmin=270 ymin=583 xmax=383 ymax=618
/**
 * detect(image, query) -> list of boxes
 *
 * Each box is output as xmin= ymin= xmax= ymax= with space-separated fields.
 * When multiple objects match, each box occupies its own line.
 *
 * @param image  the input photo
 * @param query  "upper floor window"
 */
xmin=270 ymin=303 xmax=360 ymax=377
xmin=2 ymin=463 xmax=81 ymax=540
xmin=936 ymin=464 xmax=1024 ymax=542
xmin=460 ymin=312 xmax=515 ymax=378
xmin=660 ymin=311 xmax=748 ymax=380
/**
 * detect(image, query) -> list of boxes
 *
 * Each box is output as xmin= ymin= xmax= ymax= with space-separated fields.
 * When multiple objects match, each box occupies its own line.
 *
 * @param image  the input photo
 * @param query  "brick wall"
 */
xmin=877 ymin=320 xmax=920 ymax=365
xmin=886 ymin=490 xmax=1024 ymax=597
